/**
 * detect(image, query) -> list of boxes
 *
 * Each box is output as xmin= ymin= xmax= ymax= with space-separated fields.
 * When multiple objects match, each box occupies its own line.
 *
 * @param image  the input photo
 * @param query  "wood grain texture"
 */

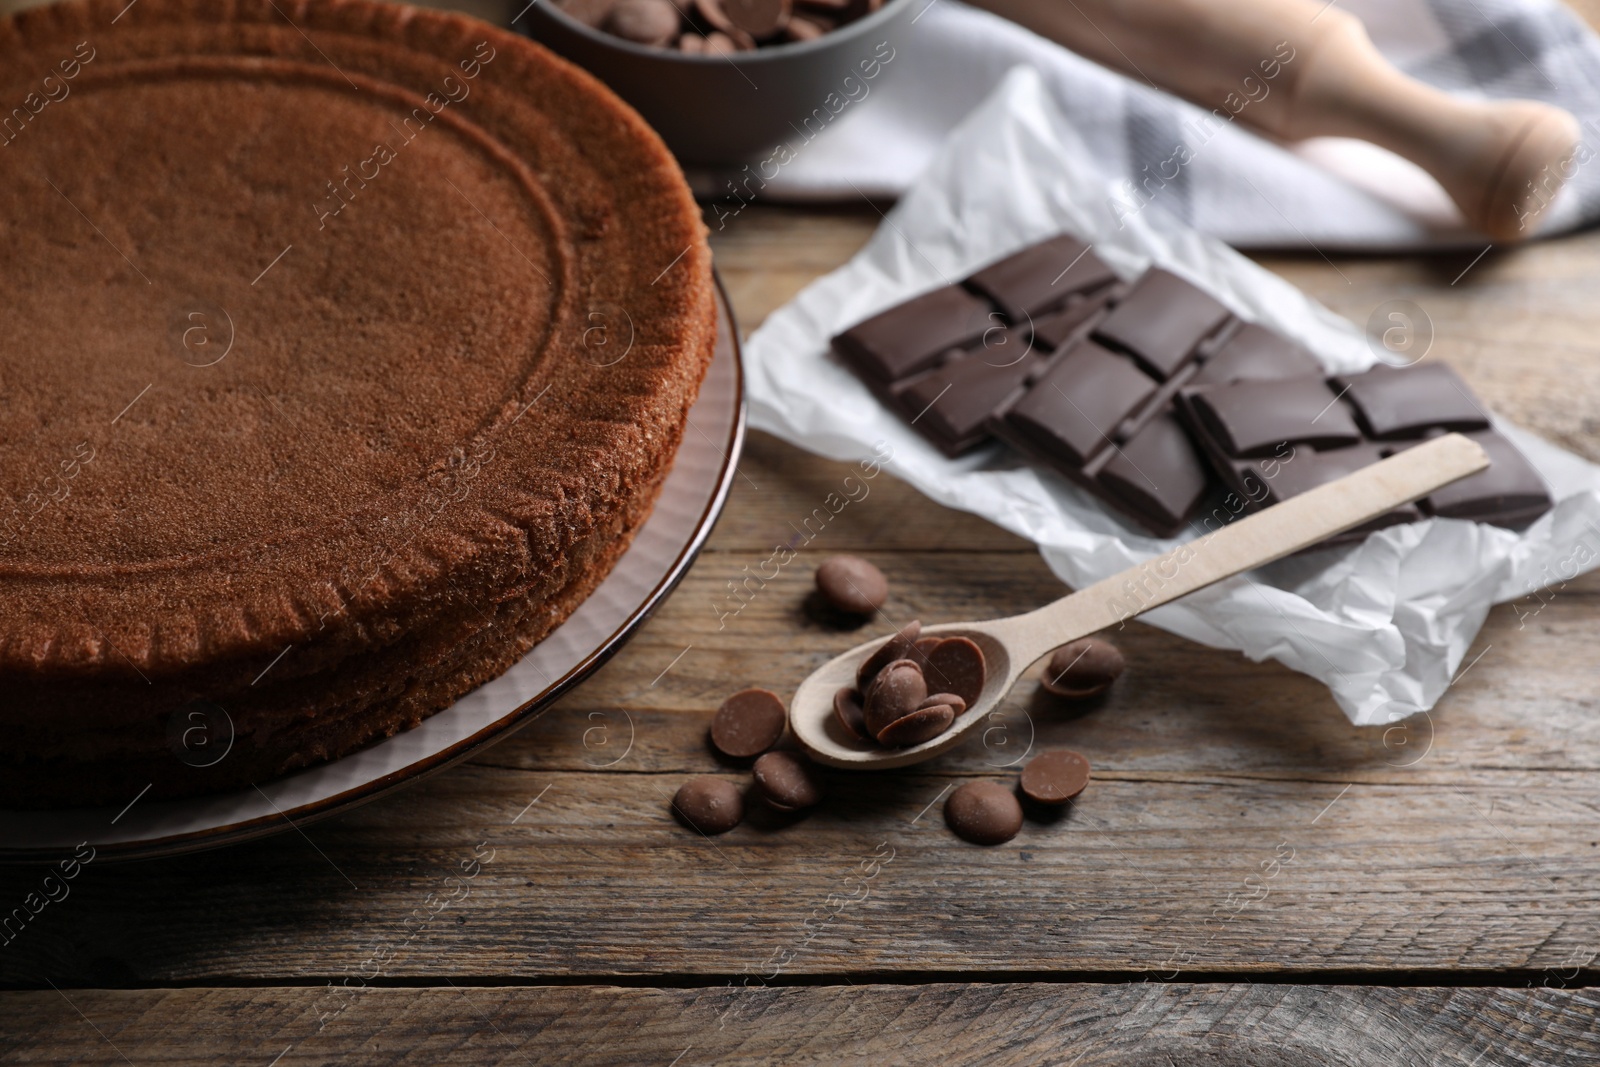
xmin=0 ymin=209 xmax=1599 ymax=991
xmin=1 ymin=1 xmax=1600 ymax=1059
xmin=1 ymin=983 xmax=1595 ymax=1065
xmin=0 ymin=557 xmax=1597 ymax=984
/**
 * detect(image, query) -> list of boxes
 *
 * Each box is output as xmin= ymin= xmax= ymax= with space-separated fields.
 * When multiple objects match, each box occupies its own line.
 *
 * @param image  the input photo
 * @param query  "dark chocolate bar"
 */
xmin=1178 ymin=362 xmax=1551 ymax=534
xmin=831 ymin=230 xmax=1552 ymax=543
xmin=831 ymin=285 xmax=995 ymax=384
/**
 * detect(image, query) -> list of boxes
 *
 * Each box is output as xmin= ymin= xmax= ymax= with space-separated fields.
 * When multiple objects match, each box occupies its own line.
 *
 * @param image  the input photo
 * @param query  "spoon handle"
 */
xmin=1000 ymin=432 xmax=1490 ymax=665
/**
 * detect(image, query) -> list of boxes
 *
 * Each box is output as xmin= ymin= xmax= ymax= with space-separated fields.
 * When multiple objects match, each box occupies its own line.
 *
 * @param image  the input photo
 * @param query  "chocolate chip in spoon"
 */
xmin=924 ymin=636 xmax=986 ymax=707
xmin=855 ymin=620 xmax=921 ymax=690
xmin=833 ymin=686 xmax=869 ymax=741
xmin=862 ymin=658 xmax=927 ymax=737
xmin=876 ymin=703 xmax=955 ymax=747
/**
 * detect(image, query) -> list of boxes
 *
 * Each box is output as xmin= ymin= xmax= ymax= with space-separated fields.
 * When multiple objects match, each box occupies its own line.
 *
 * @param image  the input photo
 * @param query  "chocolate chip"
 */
xmin=856 ymin=620 xmax=921 ymax=690
xmin=721 ymin=0 xmax=790 ymax=38
xmin=672 ymin=776 xmax=743 ymax=834
xmin=752 ymin=751 xmax=821 ymax=810
xmin=944 ymin=781 xmax=1023 ymax=845
xmin=703 ymin=29 xmax=751 ymax=53
xmin=1019 ymin=749 xmax=1091 ymax=805
xmin=693 ymin=0 xmax=757 ymax=45
xmin=920 ymin=692 xmax=967 ymax=715
xmin=924 ymin=637 xmax=986 ymax=707
xmin=784 ymin=13 xmax=826 ymax=39
xmin=863 ymin=659 xmax=927 ymax=737
xmin=693 ymin=0 xmax=734 ymax=31
xmin=604 ymin=0 xmax=681 ymax=45
xmin=833 ymin=686 xmax=869 ymax=741
xmin=554 ymin=0 xmax=618 ymax=26
xmin=710 ymin=688 xmax=787 ymax=758
xmin=815 ymin=555 xmax=888 ymax=615
xmin=583 ymin=0 xmax=866 ymax=49
xmin=1040 ymin=638 xmax=1124 ymax=698
xmin=876 ymin=703 xmax=955 ymax=747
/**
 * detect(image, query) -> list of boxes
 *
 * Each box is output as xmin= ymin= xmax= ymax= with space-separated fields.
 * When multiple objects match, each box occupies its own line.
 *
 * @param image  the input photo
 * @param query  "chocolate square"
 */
xmin=1033 ymin=295 xmax=1115 ymax=351
xmin=1195 ymin=322 xmax=1323 ymax=385
xmin=1093 ymin=269 xmax=1232 ymax=378
xmin=898 ymin=342 xmax=1049 ymax=457
xmin=1005 ymin=340 xmax=1159 ymax=467
xmin=1184 ymin=377 xmax=1363 ymax=457
xmin=1421 ymin=429 xmax=1551 ymax=525
xmin=1333 ymin=362 xmax=1491 ymax=439
xmin=832 ymin=285 xmax=995 ymax=383
xmin=965 ymin=234 xmax=1117 ymax=322
xmin=1096 ymin=412 xmax=1213 ymax=534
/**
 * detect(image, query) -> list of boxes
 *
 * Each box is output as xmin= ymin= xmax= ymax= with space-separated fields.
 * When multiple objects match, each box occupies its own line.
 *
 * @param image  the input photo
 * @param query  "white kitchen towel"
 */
xmin=743 ymin=66 xmax=1600 ymax=725
xmin=693 ymin=0 xmax=1600 ymax=249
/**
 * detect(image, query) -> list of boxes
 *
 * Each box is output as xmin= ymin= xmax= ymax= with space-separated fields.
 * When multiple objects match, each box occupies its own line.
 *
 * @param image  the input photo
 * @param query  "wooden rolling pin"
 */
xmin=969 ymin=0 xmax=1582 ymax=241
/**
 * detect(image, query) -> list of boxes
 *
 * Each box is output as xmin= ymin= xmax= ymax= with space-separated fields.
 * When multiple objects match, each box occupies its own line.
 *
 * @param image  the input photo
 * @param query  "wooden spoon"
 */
xmin=791 ymin=432 xmax=1489 ymax=769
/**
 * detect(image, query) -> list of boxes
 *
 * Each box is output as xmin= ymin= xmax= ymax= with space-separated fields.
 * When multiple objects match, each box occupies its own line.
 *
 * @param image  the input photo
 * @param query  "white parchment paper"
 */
xmin=743 ymin=67 xmax=1600 ymax=725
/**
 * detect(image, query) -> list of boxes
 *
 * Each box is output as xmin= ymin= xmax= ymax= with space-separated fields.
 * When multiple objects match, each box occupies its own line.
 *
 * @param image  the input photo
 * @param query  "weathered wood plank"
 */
xmin=1 ymin=983 xmax=1595 ymax=1065
xmin=0 ymin=752 xmax=1595 ymax=983
xmin=702 ymin=431 xmax=1032 ymax=553
xmin=705 ymin=205 xmax=878 ymax=332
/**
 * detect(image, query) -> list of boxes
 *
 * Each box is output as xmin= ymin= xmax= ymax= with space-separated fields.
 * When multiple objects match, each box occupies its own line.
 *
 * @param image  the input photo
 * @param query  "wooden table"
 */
xmin=2 ymin=200 xmax=1599 ymax=1063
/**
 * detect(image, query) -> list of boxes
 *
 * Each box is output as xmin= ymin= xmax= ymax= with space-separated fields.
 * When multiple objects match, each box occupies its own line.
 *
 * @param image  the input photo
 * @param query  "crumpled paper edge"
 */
xmin=743 ymin=66 xmax=1600 ymax=726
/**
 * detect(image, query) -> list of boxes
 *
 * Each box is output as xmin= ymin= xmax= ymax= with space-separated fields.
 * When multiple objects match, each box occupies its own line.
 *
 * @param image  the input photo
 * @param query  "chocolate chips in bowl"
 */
xmin=565 ymin=0 xmax=891 ymax=53
xmin=522 ymin=0 xmax=917 ymax=165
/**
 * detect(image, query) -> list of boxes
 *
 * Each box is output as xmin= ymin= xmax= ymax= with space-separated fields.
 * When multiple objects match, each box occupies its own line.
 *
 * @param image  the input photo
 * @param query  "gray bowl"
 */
xmin=521 ymin=0 xmax=919 ymax=166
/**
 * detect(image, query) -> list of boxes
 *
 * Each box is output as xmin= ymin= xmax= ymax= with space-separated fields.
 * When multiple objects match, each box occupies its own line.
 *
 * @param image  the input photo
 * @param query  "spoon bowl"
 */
xmin=797 ymin=623 xmax=1017 ymax=769
xmin=791 ymin=433 xmax=1491 ymax=770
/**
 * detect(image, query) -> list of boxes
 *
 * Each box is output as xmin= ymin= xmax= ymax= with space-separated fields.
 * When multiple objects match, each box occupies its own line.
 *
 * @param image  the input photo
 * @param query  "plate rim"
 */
xmin=0 ymin=274 xmax=745 ymax=865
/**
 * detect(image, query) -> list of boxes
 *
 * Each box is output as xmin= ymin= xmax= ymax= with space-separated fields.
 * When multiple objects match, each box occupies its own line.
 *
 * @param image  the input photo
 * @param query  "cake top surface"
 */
xmin=0 ymin=0 xmax=715 ymax=680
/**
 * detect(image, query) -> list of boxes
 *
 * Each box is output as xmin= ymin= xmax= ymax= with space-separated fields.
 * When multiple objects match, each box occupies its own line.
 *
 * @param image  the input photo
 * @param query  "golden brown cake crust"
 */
xmin=0 ymin=0 xmax=716 ymax=799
